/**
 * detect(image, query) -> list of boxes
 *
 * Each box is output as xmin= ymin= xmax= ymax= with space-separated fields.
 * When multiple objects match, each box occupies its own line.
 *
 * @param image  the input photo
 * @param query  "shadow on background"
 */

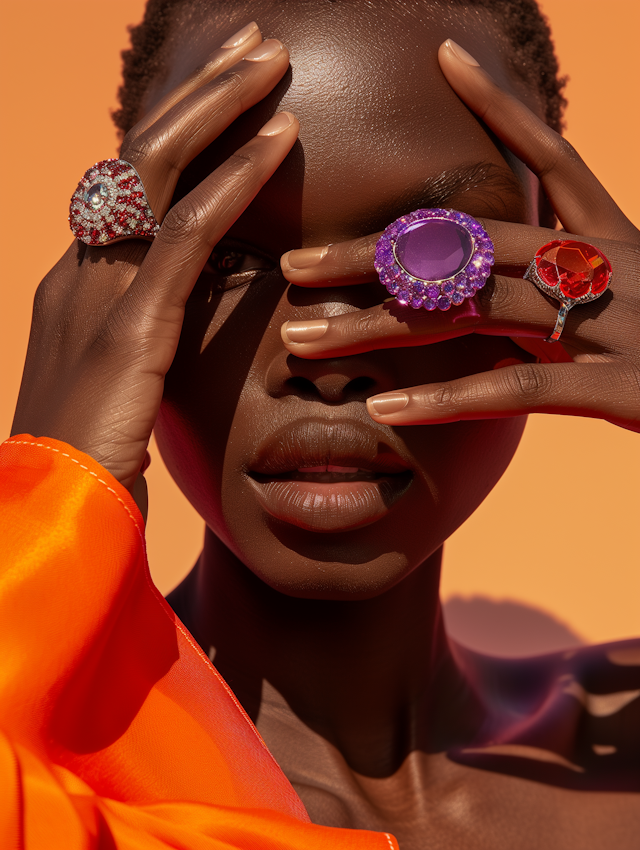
xmin=443 ymin=595 xmax=585 ymax=657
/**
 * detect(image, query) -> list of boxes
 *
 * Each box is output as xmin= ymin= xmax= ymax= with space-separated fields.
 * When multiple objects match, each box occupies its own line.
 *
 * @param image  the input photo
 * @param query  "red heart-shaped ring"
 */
xmin=524 ymin=239 xmax=612 ymax=342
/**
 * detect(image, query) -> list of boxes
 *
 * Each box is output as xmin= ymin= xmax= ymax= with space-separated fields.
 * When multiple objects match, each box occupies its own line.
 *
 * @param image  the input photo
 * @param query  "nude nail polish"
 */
xmin=244 ymin=39 xmax=283 ymax=62
xmin=367 ymin=393 xmax=409 ymax=416
xmin=445 ymin=39 xmax=480 ymax=66
xmin=282 ymin=246 xmax=328 ymax=271
xmin=221 ymin=21 xmax=259 ymax=49
xmin=281 ymin=320 xmax=329 ymax=344
xmin=258 ymin=112 xmax=294 ymax=136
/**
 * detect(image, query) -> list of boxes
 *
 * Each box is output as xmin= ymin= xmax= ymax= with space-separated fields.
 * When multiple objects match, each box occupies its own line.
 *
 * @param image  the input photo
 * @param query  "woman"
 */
xmin=2 ymin=0 xmax=639 ymax=847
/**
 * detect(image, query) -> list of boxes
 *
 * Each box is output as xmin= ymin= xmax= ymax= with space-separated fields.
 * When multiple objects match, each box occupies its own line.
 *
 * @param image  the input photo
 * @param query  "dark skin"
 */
xmin=12 ymin=2 xmax=640 ymax=847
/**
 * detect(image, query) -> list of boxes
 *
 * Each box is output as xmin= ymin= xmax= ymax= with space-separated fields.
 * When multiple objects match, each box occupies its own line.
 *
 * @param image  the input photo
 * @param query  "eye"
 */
xmin=200 ymin=242 xmax=275 ymax=292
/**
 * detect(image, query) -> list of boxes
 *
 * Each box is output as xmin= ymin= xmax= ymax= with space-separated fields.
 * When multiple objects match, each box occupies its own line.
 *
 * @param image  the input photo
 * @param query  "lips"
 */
xmin=247 ymin=419 xmax=413 ymax=533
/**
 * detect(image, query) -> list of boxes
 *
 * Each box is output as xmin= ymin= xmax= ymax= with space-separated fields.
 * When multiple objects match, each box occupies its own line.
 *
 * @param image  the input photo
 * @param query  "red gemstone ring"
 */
xmin=69 ymin=159 xmax=160 ymax=246
xmin=524 ymin=239 xmax=612 ymax=342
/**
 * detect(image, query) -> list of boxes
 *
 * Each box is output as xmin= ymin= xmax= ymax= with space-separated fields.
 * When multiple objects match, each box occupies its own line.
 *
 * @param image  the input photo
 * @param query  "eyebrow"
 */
xmin=370 ymin=162 xmax=529 ymax=229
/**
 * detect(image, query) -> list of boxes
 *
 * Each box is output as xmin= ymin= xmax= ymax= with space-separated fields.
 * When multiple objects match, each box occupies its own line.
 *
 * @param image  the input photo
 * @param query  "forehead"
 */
xmin=151 ymin=0 xmax=539 ymax=248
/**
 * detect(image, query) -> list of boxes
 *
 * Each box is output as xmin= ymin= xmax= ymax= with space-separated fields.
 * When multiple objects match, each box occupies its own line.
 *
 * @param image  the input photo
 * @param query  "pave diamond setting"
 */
xmin=374 ymin=208 xmax=494 ymax=311
xmin=69 ymin=159 xmax=160 ymax=245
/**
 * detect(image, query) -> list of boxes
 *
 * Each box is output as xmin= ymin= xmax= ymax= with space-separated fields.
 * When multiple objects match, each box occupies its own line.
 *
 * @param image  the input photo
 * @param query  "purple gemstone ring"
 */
xmin=374 ymin=208 xmax=494 ymax=311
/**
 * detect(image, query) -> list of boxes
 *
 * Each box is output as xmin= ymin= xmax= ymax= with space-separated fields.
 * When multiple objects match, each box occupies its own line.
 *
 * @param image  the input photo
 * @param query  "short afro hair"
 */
xmin=112 ymin=0 xmax=567 ymax=138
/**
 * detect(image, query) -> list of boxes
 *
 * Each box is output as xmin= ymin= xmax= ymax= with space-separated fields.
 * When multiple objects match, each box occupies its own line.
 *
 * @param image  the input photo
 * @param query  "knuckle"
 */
xmin=475 ymin=277 xmax=523 ymax=322
xmin=536 ymin=131 xmax=581 ymax=177
xmin=209 ymin=150 xmax=258 ymax=201
xmin=225 ymin=149 xmax=256 ymax=174
xmin=475 ymin=277 xmax=501 ymax=311
xmin=215 ymin=69 xmax=247 ymax=110
xmin=159 ymin=198 xmax=201 ymax=244
xmin=120 ymin=133 xmax=156 ymax=167
xmin=350 ymin=235 xmax=378 ymax=266
xmin=219 ymin=68 xmax=244 ymax=94
xmin=509 ymin=363 xmax=551 ymax=403
xmin=352 ymin=311 xmax=376 ymax=337
xmin=429 ymin=383 xmax=456 ymax=408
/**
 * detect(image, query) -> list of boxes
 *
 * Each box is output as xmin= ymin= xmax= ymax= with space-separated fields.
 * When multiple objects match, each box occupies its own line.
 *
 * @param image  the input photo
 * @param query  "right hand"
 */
xmin=11 ymin=24 xmax=298 ymax=501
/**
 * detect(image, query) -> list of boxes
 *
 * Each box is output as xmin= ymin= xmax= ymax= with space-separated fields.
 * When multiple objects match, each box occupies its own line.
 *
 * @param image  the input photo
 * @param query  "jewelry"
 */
xmin=524 ymin=239 xmax=612 ymax=342
xmin=374 ymin=208 xmax=494 ymax=311
xmin=69 ymin=159 xmax=160 ymax=246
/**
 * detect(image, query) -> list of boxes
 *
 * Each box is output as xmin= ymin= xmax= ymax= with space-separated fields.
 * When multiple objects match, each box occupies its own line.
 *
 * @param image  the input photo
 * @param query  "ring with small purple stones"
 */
xmin=69 ymin=159 xmax=160 ymax=246
xmin=374 ymin=208 xmax=494 ymax=311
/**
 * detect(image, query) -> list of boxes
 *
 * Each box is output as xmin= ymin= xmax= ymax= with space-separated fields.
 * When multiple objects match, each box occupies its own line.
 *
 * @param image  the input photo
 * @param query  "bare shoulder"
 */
xmin=565 ymin=637 xmax=640 ymax=759
xmin=453 ymin=637 xmax=640 ymax=788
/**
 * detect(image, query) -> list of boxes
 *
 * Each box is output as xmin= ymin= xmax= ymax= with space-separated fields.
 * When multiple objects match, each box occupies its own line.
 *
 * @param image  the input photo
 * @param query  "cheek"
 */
xmin=402 ymin=417 xmax=527 ymax=539
xmin=154 ymin=277 xmax=286 ymax=524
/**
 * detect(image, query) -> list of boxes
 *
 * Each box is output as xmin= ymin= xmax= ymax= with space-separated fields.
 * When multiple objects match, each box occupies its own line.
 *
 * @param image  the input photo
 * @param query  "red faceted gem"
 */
xmin=535 ymin=239 xmax=611 ymax=300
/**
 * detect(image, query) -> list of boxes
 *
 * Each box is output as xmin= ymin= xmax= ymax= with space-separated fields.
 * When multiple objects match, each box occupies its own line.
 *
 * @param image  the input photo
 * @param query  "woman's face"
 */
xmin=152 ymin=1 xmax=539 ymax=599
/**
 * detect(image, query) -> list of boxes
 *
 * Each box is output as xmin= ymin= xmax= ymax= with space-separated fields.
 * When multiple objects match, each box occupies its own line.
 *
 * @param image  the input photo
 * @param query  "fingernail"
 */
xmin=282 ymin=246 xmax=328 ymax=271
xmin=221 ymin=21 xmax=259 ymax=48
xmin=244 ymin=38 xmax=283 ymax=62
xmin=258 ymin=111 xmax=295 ymax=136
xmin=367 ymin=393 xmax=409 ymax=416
xmin=445 ymin=39 xmax=480 ymax=66
xmin=281 ymin=319 xmax=329 ymax=344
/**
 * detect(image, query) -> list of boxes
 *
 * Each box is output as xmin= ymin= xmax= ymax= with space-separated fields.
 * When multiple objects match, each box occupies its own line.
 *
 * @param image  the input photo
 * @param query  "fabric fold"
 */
xmin=0 ymin=436 xmax=397 ymax=849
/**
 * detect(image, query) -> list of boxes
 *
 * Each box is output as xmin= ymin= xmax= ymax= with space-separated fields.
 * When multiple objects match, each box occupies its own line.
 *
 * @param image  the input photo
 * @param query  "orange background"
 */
xmin=1 ymin=1 xmax=638 ymax=647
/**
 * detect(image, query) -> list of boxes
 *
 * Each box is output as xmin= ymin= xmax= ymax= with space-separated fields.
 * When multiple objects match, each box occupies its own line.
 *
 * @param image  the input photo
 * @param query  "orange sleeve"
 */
xmin=0 ymin=436 xmax=398 ymax=850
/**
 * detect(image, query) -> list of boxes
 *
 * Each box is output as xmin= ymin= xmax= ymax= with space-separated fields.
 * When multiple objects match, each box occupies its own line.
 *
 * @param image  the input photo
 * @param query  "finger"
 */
xmin=281 ymin=233 xmax=381 ymax=286
xmin=365 ymin=361 xmax=640 ymax=431
xmin=280 ymin=216 xmax=625 ymax=296
xmin=280 ymin=264 xmax=605 ymax=360
xmin=126 ymin=112 xmax=299 ymax=358
xmin=120 ymin=39 xmax=290 ymax=217
xmin=280 ymin=257 xmax=630 ymax=360
xmin=438 ymin=39 xmax=639 ymax=243
xmin=279 ymin=220 xmax=562 ymax=288
xmin=127 ymin=22 xmax=264 ymax=140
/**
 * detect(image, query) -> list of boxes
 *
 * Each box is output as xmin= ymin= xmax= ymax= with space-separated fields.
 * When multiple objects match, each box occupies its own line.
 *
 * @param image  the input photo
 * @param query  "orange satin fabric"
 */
xmin=0 ymin=436 xmax=398 ymax=850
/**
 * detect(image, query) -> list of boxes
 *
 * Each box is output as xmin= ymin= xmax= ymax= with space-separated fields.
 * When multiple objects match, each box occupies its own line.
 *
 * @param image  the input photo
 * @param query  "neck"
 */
xmin=170 ymin=529 xmax=483 ymax=775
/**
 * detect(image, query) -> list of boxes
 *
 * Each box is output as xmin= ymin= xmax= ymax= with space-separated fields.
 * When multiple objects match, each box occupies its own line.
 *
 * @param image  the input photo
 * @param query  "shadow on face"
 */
xmin=152 ymin=0 xmax=538 ymax=599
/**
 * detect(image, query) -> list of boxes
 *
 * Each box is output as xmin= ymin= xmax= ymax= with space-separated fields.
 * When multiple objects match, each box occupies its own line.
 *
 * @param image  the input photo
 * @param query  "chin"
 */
xmin=216 ymin=483 xmax=446 ymax=601
xmin=230 ymin=535 xmax=423 ymax=601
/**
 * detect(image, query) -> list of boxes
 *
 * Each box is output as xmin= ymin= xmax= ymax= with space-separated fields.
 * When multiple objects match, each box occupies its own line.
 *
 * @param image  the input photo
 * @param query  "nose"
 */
xmin=265 ymin=350 xmax=399 ymax=404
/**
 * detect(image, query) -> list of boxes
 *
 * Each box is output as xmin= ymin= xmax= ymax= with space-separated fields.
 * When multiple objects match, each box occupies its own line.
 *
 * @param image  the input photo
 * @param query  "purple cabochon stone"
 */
xmin=442 ymin=282 xmax=455 ymax=296
xmin=397 ymin=289 xmax=411 ymax=304
xmin=410 ymin=297 xmax=424 ymax=309
xmin=425 ymin=284 xmax=440 ymax=300
xmin=436 ymin=295 xmax=452 ymax=311
xmin=386 ymin=281 xmax=400 ymax=295
xmin=395 ymin=218 xmax=473 ymax=282
xmin=423 ymin=298 xmax=437 ymax=311
xmin=451 ymin=291 xmax=465 ymax=305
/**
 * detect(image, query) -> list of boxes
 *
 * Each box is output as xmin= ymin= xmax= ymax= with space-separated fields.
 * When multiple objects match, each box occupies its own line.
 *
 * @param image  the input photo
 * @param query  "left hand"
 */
xmin=278 ymin=39 xmax=640 ymax=433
